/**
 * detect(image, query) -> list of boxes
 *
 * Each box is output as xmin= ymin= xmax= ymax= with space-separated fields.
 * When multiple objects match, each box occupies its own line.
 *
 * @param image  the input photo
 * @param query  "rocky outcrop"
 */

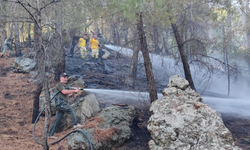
xmin=13 ymin=57 xmax=36 ymax=73
xmin=67 ymin=106 xmax=136 ymax=150
xmin=102 ymin=49 xmax=111 ymax=60
xmin=147 ymin=75 xmax=241 ymax=150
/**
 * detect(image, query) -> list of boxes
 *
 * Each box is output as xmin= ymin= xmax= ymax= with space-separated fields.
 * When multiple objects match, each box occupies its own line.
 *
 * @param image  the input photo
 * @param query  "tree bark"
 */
xmin=136 ymin=13 xmax=158 ymax=103
xmin=94 ymin=20 xmax=100 ymax=36
xmin=14 ymin=22 xmax=21 ymax=57
xmin=10 ymin=23 xmax=14 ymax=38
xmin=153 ymin=25 xmax=160 ymax=54
xmin=129 ymin=27 xmax=139 ymax=85
xmin=0 ymin=1 xmax=6 ymax=51
xmin=171 ymin=22 xmax=196 ymax=91
xmin=162 ymin=29 xmax=169 ymax=55
xmin=34 ymin=0 xmax=49 ymax=149
xmin=54 ymin=1 xmax=65 ymax=82
xmin=28 ymin=23 xmax=31 ymax=46
xmin=111 ymin=16 xmax=120 ymax=45
xmin=123 ymin=19 xmax=128 ymax=46
xmin=32 ymin=83 xmax=42 ymax=123
xmin=42 ymin=79 xmax=50 ymax=150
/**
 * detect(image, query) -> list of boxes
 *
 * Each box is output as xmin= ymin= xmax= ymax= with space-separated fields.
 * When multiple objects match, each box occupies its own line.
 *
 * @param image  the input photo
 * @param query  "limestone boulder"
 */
xmin=147 ymin=75 xmax=241 ymax=150
xmin=102 ymin=49 xmax=111 ymax=60
xmin=67 ymin=106 xmax=136 ymax=150
xmin=13 ymin=57 xmax=36 ymax=73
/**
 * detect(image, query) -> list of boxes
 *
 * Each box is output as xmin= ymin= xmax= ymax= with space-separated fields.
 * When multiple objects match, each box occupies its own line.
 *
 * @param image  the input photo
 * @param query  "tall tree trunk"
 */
xmin=171 ymin=22 xmax=196 ymax=91
xmin=54 ymin=1 xmax=65 ymax=82
xmin=129 ymin=27 xmax=139 ymax=85
xmin=20 ymin=22 xmax=24 ymax=42
xmin=115 ymin=20 xmax=120 ymax=46
xmin=10 ymin=23 xmax=14 ymax=38
xmin=225 ymin=0 xmax=232 ymax=96
xmin=0 ymin=1 xmax=6 ymax=51
xmin=162 ymin=29 xmax=169 ymax=55
xmin=153 ymin=25 xmax=160 ymax=54
xmin=94 ymin=20 xmax=100 ymax=35
xmin=111 ymin=16 xmax=120 ymax=45
xmin=34 ymin=0 xmax=49 ymax=148
xmin=123 ymin=19 xmax=128 ymax=46
xmin=32 ymin=83 xmax=42 ymax=123
xmin=28 ymin=23 xmax=31 ymax=46
xmin=101 ymin=17 xmax=104 ymax=34
xmin=111 ymin=21 xmax=117 ymax=44
xmin=136 ymin=13 xmax=158 ymax=103
xmin=14 ymin=22 xmax=21 ymax=57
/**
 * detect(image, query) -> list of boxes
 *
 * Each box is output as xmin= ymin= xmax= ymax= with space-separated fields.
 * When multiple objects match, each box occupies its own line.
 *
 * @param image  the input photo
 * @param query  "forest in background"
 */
xmin=1 ymin=0 xmax=250 ymax=149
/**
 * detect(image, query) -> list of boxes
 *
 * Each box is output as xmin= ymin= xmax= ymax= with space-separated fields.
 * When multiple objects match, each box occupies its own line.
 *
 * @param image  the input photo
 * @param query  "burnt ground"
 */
xmin=0 ymin=47 xmax=250 ymax=150
xmin=222 ymin=114 xmax=250 ymax=150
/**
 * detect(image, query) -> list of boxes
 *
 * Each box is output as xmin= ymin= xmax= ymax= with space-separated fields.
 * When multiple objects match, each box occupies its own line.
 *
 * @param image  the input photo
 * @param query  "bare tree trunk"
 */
xmin=10 ymin=23 xmax=14 ymax=38
xmin=94 ymin=20 xmax=100 ymax=35
xmin=225 ymin=0 xmax=232 ymax=96
xmin=162 ymin=29 xmax=169 ymax=55
xmin=32 ymin=83 xmax=42 ymax=123
xmin=136 ymin=13 xmax=158 ymax=103
xmin=101 ymin=17 xmax=104 ymax=34
xmin=42 ymin=77 xmax=50 ymax=150
xmin=28 ymin=23 xmax=31 ymax=46
xmin=153 ymin=25 xmax=160 ymax=54
xmin=54 ymin=1 xmax=65 ymax=82
xmin=0 ymin=2 xmax=6 ymax=51
xmin=111 ymin=16 xmax=120 ymax=45
xmin=34 ymin=0 xmax=49 ymax=149
xmin=129 ymin=27 xmax=139 ymax=85
xmin=171 ymin=22 xmax=196 ymax=91
xmin=14 ymin=22 xmax=21 ymax=57
xmin=20 ymin=22 xmax=24 ymax=42
xmin=111 ymin=21 xmax=117 ymax=44
xmin=116 ymin=21 xmax=120 ymax=46
xmin=123 ymin=19 xmax=128 ymax=46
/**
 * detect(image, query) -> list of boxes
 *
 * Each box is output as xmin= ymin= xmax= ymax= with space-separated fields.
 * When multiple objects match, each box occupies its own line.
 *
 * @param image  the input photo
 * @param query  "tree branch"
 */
xmin=41 ymin=0 xmax=55 ymax=10
xmin=5 ymin=0 xmax=36 ymax=10
xmin=16 ymin=0 xmax=39 ymax=27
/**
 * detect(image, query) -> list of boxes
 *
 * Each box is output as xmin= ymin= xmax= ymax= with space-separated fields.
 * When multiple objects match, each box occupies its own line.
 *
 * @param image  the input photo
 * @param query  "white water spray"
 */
xmin=85 ymin=88 xmax=250 ymax=118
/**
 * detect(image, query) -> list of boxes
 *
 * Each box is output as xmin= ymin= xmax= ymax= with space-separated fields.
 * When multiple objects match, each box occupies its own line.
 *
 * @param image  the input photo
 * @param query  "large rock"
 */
xmin=13 ymin=57 xmax=36 ymax=73
xmin=39 ymin=76 xmax=85 ymax=114
xmin=102 ymin=49 xmax=111 ymax=60
xmin=147 ymin=75 xmax=241 ymax=150
xmin=56 ymin=94 xmax=100 ymax=132
xmin=67 ymin=106 xmax=136 ymax=150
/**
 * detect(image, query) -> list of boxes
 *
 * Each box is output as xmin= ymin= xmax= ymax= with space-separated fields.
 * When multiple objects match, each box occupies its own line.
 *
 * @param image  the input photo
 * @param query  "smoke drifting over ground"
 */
xmin=104 ymin=45 xmax=250 ymax=118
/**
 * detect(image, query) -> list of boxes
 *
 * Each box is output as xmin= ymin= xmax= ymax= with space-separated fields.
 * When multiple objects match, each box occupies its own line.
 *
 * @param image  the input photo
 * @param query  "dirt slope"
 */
xmin=0 ymin=56 xmax=71 ymax=150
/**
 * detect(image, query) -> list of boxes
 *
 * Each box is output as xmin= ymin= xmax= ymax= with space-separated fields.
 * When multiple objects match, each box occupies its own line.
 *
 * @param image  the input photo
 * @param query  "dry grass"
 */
xmin=0 ymin=55 xmax=70 ymax=150
xmin=83 ymin=116 xmax=116 ymax=143
xmin=94 ymin=127 xmax=116 ymax=142
xmin=83 ymin=116 xmax=105 ymax=128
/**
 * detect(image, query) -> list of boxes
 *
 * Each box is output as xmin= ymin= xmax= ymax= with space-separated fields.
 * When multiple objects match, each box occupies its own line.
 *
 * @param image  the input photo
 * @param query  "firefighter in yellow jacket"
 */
xmin=89 ymin=35 xmax=102 ymax=61
xmin=78 ymin=34 xmax=87 ymax=59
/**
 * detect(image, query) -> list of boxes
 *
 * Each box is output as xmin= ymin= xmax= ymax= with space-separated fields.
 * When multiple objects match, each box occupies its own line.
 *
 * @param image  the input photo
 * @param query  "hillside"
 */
xmin=1 ymin=51 xmax=250 ymax=150
xmin=0 ymin=55 xmax=72 ymax=150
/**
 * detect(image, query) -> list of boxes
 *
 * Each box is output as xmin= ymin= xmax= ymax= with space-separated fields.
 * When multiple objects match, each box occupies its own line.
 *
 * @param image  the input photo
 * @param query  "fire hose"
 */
xmin=32 ymin=87 xmax=93 ymax=150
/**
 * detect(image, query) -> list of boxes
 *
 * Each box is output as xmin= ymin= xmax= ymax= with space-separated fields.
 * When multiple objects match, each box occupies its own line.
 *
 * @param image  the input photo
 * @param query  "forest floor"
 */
xmin=1 ymin=49 xmax=250 ymax=150
xmin=0 ymin=54 xmax=72 ymax=150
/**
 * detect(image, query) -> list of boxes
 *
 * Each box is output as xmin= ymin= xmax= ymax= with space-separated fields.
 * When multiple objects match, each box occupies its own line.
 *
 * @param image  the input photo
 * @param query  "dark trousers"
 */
xmin=2 ymin=42 xmax=12 ymax=56
xmin=48 ymin=103 xmax=77 ymax=136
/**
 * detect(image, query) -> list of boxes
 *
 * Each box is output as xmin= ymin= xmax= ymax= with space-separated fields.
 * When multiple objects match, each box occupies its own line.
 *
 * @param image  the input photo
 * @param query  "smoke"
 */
xmin=103 ymin=45 xmax=250 ymax=117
